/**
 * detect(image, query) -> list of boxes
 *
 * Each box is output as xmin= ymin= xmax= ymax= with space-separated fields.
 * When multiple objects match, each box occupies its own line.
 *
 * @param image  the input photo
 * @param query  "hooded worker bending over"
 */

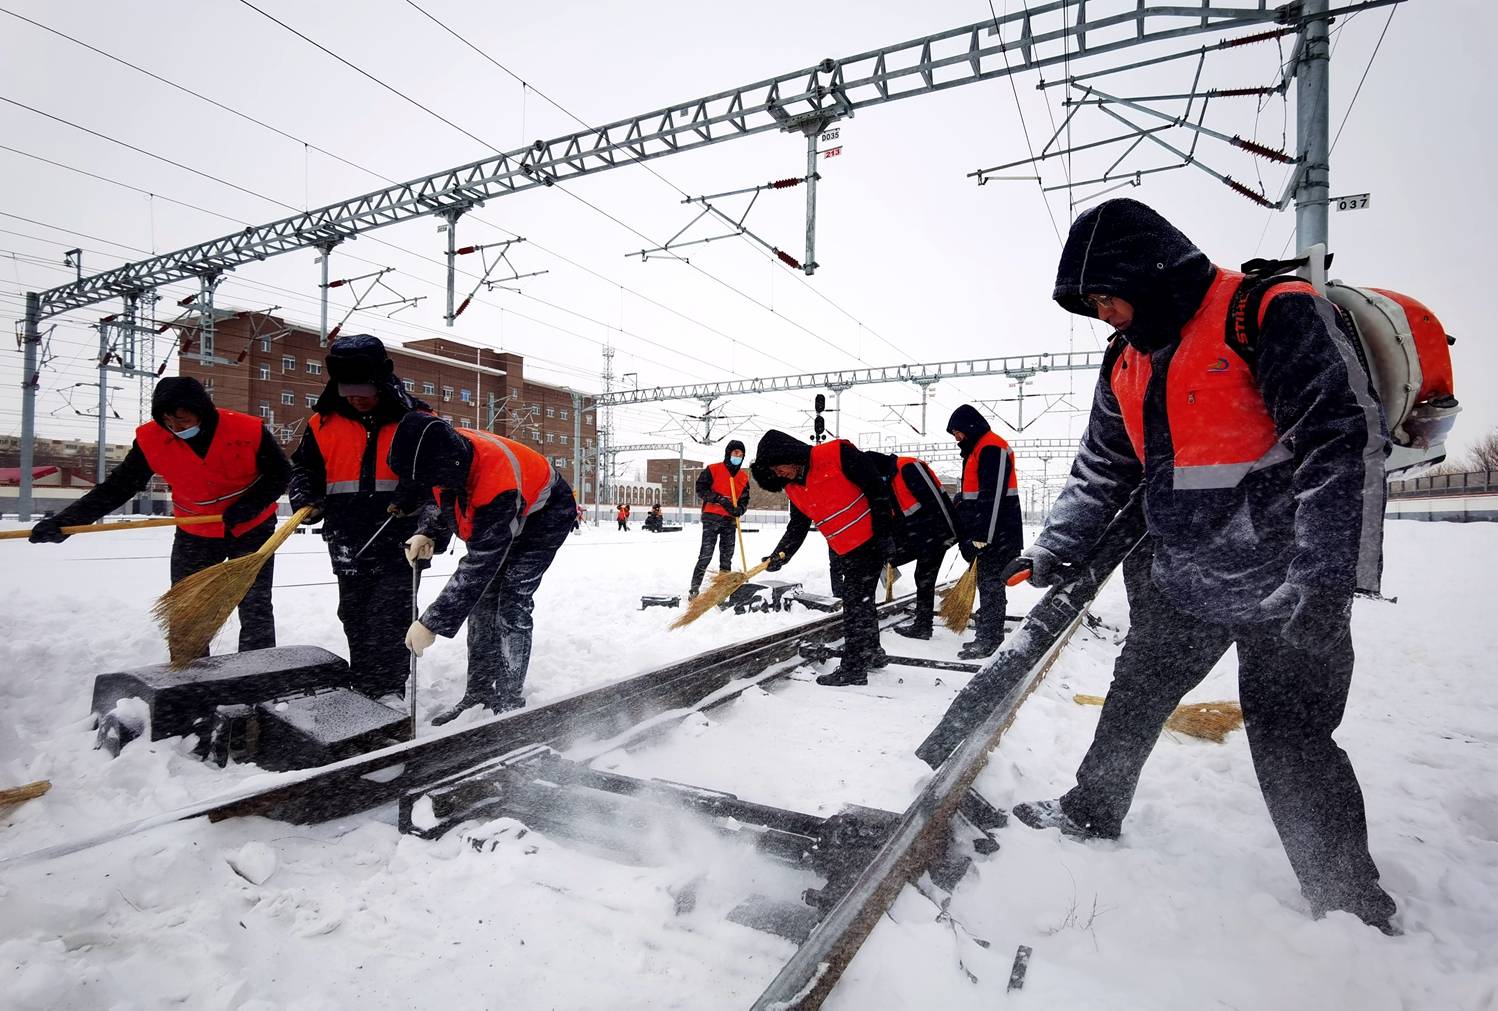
xmin=29 ymin=376 xmax=290 ymax=654
xmin=388 ymin=413 xmax=576 ymax=725
xmin=752 ymin=430 xmax=895 ymax=686
xmin=288 ymin=335 xmax=444 ymax=699
xmin=946 ymin=404 xmax=1023 ymax=659
xmin=689 ymin=439 xmax=750 ymax=598
xmin=870 ymin=452 xmax=960 ymax=641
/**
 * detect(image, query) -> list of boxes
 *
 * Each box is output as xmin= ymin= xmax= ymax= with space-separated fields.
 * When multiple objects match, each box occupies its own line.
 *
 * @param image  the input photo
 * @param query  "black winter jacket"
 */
xmin=946 ymin=405 xmax=1024 ymax=560
xmin=868 ymin=452 xmax=959 ymax=564
xmin=1039 ymin=199 xmax=1388 ymax=623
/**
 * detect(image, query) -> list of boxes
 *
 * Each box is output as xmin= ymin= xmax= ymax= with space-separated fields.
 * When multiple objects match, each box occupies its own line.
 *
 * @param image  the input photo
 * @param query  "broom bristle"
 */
xmin=1072 ymin=693 xmax=1243 ymax=743
xmin=937 ymin=559 xmax=979 ymax=633
xmin=670 ymin=560 xmax=771 ymax=630
xmin=152 ymin=553 xmax=269 ymax=666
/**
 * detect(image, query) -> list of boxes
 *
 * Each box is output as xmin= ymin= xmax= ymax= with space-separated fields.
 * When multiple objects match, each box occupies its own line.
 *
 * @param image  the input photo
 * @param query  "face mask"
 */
xmin=729 ymin=454 xmax=744 ymax=466
xmin=172 ymin=425 xmax=201 ymax=440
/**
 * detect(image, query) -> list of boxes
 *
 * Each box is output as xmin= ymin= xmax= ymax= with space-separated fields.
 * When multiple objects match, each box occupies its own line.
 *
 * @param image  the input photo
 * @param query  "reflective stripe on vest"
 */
xmin=448 ymin=428 xmax=556 ymax=542
xmin=309 ymin=413 xmax=400 ymax=496
xmin=1111 ymin=268 xmax=1304 ymax=491
xmin=702 ymin=461 xmax=750 ymax=517
xmin=784 ymin=440 xmax=874 ymax=556
xmin=135 ymin=408 xmax=278 ymax=538
xmin=959 ymin=432 xmax=1018 ymax=500
xmin=891 ymin=456 xmax=938 ymax=516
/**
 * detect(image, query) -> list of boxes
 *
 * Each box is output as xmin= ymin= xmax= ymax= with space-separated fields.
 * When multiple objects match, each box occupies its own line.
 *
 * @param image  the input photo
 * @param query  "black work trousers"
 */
xmin=336 ymin=559 xmax=413 ymax=699
xmin=973 ymin=547 xmax=1009 ymax=647
xmin=170 ymin=518 xmax=276 ymax=656
xmin=465 ymin=489 xmax=576 ymax=707
xmin=908 ymin=548 xmax=945 ymax=631
xmin=690 ymin=514 xmax=737 ymax=592
xmin=1060 ymin=556 xmax=1395 ymax=925
xmin=837 ymin=542 xmax=885 ymax=671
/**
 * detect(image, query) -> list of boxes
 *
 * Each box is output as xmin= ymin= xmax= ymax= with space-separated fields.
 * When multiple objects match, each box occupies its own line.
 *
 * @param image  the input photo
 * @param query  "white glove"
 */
xmin=405 ymin=620 xmax=436 ymax=657
xmin=404 ymin=534 xmax=435 ymax=568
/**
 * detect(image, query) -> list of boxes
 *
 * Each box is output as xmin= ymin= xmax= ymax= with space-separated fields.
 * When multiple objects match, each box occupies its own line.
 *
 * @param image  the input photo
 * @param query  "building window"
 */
xmin=441 ymin=386 xmax=453 ymax=402
xmin=560 ymin=409 xmax=568 ymax=421
xmin=258 ymin=365 xmax=270 ymax=380
xmin=307 ymin=361 xmax=322 ymax=375
xmin=305 ymin=394 xmax=318 ymax=407
xmin=546 ymin=406 xmax=555 ymax=418
xmin=282 ymin=355 xmax=295 ymax=373
xmin=281 ymin=391 xmax=294 ymax=406
xmin=559 ymin=434 xmax=568 ymax=445
xmin=442 ymin=414 xmax=454 ymax=424
xmin=422 ymin=382 xmax=435 ymax=395
xmin=203 ymin=377 xmax=214 ymax=392
xmin=260 ymin=337 xmax=271 ymax=352
xmin=258 ymin=402 xmax=272 ymax=419
xmin=546 ymin=433 xmax=554 ymax=443
xmin=532 ymin=430 xmax=542 ymax=444
xmin=584 ymin=412 xmax=593 ymax=424
xmin=403 ymin=379 xmax=415 ymax=393
xmin=460 ymin=388 xmax=472 ymax=403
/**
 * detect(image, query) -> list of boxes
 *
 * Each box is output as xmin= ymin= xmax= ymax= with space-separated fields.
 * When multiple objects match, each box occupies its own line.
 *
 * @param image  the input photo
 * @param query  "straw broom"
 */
xmin=883 ymin=564 xmax=898 ymax=603
xmin=938 ymin=558 xmax=979 ymax=633
xmin=672 ymin=476 xmax=769 ymax=630
xmin=0 ymin=514 xmax=223 ymax=541
xmin=1073 ymin=694 xmax=1244 ymax=743
xmin=152 ymin=506 xmax=314 ymax=666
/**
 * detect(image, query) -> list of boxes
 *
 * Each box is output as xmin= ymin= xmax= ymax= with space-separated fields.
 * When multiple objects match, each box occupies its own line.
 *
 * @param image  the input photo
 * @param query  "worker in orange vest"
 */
xmin=689 ymin=440 xmax=750 ymax=598
xmin=947 ymin=404 xmax=1024 ymax=659
xmin=388 ymin=414 xmax=576 ymax=725
xmin=752 ymin=430 xmax=895 ymax=686
xmin=288 ymin=335 xmax=443 ymax=699
xmin=872 ymin=453 xmax=960 ymax=640
xmin=28 ymin=376 xmax=290 ymax=654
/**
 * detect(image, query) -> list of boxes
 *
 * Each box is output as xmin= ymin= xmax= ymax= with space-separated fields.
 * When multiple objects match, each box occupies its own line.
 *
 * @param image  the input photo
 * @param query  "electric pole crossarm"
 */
xmin=35 ymin=3 xmax=1304 ymax=319
xmin=592 ymin=351 xmax=1107 ymax=407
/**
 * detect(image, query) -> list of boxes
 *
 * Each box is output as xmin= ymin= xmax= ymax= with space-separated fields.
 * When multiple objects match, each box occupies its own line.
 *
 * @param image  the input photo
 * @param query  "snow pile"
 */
xmin=0 ymin=520 xmax=1494 ymax=1008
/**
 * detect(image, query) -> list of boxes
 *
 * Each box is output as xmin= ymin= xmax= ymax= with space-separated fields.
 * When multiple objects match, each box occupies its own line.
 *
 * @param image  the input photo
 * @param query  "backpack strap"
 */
xmin=1224 ymin=273 xmax=1308 ymax=376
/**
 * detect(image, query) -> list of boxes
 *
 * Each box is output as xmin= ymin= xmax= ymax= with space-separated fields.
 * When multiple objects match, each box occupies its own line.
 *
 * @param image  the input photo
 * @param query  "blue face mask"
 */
xmin=172 ymin=425 xmax=201 ymax=440
xmin=729 ymin=454 xmax=744 ymax=466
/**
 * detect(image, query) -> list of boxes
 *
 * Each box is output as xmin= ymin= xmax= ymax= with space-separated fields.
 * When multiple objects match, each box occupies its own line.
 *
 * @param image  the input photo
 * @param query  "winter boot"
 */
xmin=892 ymin=618 xmax=933 ymax=640
xmin=816 ymin=664 xmax=868 ymax=687
xmin=1011 ymin=799 xmax=1117 ymax=841
xmin=958 ymin=638 xmax=1002 ymax=661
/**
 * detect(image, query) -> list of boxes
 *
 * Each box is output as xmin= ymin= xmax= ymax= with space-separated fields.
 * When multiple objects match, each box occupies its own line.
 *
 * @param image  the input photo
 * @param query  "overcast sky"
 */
xmin=1 ymin=0 xmax=1490 ymax=486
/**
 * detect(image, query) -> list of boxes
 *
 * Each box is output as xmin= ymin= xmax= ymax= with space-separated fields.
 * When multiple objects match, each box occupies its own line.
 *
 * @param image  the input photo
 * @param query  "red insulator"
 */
xmin=770 ymin=177 xmax=803 ymax=189
xmin=775 ymin=249 xmax=801 ymax=269
xmin=236 ymin=349 xmax=249 ymax=363
xmin=1224 ymin=177 xmax=1274 ymax=208
xmin=1233 ymin=136 xmax=1295 ymax=164
xmin=1215 ymin=87 xmax=1275 ymax=98
xmin=456 ymin=245 xmax=477 ymax=255
xmin=326 ymin=278 xmax=348 ymax=289
xmin=327 ymin=325 xmax=343 ymax=341
xmin=177 ymin=294 xmax=196 ymax=306
xmin=455 ymin=297 xmax=473 ymax=319
xmin=1220 ymin=27 xmax=1291 ymax=49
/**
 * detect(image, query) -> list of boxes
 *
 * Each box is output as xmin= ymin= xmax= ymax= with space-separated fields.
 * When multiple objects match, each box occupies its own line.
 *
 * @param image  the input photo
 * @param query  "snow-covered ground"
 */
xmin=0 ymin=519 xmax=1495 ymax=1009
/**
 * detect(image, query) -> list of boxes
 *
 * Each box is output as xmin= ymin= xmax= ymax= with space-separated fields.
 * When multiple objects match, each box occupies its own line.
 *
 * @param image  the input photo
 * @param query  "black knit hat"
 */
xmin=150 ymin=376 xmax=217 ymax=427
xmin=326 ymin=334 xmax=393 ymax=393
xmin=750 ymin=430 xmax=811 ymax=493
xmin=724 ymin=439 xmax=747 ymax=473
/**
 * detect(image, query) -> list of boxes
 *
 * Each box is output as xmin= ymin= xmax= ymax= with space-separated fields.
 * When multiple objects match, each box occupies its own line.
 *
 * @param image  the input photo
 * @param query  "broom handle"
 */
xmin=252 ymin=506 xmax=316 ymax=559
xmin=0 ymin=514 xmax=223 ymax=540
xmin=729 ymin=474 xmax=749 ymax=574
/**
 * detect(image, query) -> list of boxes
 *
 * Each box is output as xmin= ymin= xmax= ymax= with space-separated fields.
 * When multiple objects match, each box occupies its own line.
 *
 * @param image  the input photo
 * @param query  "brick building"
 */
xmin=174 ymin=311 xmax=599 ymax=499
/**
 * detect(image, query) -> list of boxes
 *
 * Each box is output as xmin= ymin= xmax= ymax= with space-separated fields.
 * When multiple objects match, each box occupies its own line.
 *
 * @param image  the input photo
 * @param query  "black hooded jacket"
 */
xmin=695 ymin=439 xmax=749 ymax=517
xmin=946 ymin=405 xmax=1023 ymax=559
xmin=288 ymin=335 xmax=440 ymax=573
xmin=867 ymin=451 xmax=960 ymax=564
xmin=51 ymin=377 xmax=290 ymax=533
xmin=1039 ymin=198 xmax=1388 ymax=622
xmin=753 ymin=430 xmax=894 ymax=562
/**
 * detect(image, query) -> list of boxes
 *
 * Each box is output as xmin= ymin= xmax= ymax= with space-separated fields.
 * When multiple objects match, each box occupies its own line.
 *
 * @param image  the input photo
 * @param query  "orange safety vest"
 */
xmin=444 ymin=428 xmax=556 ymax=541
xmin=308 ymin=413 xmax=399 ymax=495
xmin=784 ymin=439 xmax=875 ymax=556
xmin=891 ymin=456 xmax=942 ymax=516
xmin=136 ymin=409 xmax=278 ymax=538
xmin=702 ymin=461 xmax=750 ymax=518
xmin=960 ymin=432 xmax=1018 ymax=502
xmin=1111 ymin=268 xmax=1299 ymax=490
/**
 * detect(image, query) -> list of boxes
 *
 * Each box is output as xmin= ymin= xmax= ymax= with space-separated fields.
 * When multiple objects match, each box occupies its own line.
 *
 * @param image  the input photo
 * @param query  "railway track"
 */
xmin=3 ymin=495 xmax=1144 ymax=1008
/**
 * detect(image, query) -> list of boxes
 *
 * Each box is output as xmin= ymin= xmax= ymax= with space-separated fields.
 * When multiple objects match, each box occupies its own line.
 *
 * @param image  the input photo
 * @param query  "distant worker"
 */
xmin=28 ymin=376 xmax=289 ymax=654
xmin=1006 ymin=198 xmax=1396 ymax=933
xmin=946 ymin=404 xmax=1023 ymax=659
xmin=389 ymin=414 xmax=575 ymax=724
xmin=689 ymin=440 xmax=750 ymax=598
xmin=752 ymin=431 xmax=894 ymax=686
xmin=616 ymin=503 xmax=629 ymax=531
xmin=644 ymin=503 xmax=665 ymax=533
xmin=288 ymin=335 xmax=441 ymax=700
xmin=872 ymin=453 xmax=961 ymax=640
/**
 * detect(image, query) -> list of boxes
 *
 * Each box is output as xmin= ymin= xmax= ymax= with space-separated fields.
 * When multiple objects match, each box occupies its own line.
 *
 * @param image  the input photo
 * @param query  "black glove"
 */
xmin=733 ymin=500 xmax=750 ymax=517
xmin=28 ymin=517 xmax=68 ymax=543
xmin=1002 ymin=545 xmax=1064 ymax=587
xmin=300 ymin=501 xmax=326 ymax=525
xmin=1259 ymin=583 xmax=1352 ymax=655
xmin=762 ymin=552 xmax=786 ymax=573
xmin=958 ymin=539 xmax=979 ymax=564
xmin=221 ymin=500 xmax=261 ymax=532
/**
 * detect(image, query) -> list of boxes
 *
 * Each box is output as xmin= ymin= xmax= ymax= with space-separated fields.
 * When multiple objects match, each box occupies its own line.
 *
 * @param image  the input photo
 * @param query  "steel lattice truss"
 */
xmin=31 ymin=1 xmax=1317 ymax=320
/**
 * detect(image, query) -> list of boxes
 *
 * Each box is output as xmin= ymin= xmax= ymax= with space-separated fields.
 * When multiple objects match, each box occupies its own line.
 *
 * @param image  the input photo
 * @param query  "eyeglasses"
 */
xmin=1083 ymin=293 xmax=1115 ymax=314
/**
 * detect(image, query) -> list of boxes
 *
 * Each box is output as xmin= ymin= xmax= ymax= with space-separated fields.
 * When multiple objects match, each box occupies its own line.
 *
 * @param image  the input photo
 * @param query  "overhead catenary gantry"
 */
xmin=15 ymin=0 xmax=1399 ymax=517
